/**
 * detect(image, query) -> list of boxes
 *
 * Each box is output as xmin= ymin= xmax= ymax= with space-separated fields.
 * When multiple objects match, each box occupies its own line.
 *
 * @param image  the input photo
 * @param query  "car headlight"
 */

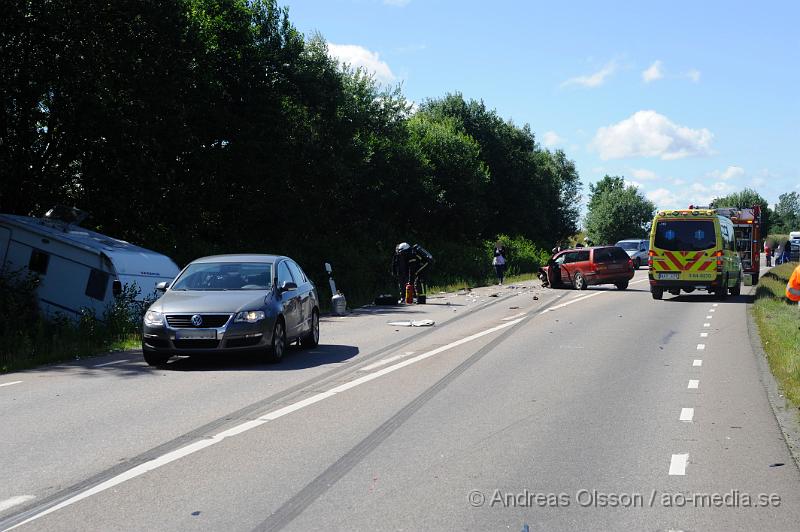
xmin=144 ymin=310 xmax=164 ymax=327
xmin=235 ymin=310 xmax=266 ymax=323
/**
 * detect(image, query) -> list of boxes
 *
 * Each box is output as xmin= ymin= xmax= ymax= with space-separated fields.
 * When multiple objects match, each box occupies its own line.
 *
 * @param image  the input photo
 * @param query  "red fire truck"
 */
xmin=711 ymin=206 xmax=762 ymax=285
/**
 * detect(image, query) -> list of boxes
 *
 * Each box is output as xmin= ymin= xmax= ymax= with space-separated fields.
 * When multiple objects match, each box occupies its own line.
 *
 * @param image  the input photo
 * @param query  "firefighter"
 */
xmin=392 ymin=242 xmax=412 ymax=303
xmin=786 ymin=263 xmax=800 ymax=303
xmin=391 ymin=242 xmax=433 ymax=303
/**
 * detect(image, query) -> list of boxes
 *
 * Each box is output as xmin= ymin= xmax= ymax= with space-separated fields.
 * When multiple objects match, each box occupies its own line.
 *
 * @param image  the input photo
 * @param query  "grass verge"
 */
xmin=753 ymin=263 xmax=800 ymax=407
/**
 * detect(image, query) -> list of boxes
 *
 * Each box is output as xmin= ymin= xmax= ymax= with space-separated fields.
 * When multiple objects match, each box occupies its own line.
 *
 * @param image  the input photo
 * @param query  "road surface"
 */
xmin=2 ymin=268 xmax=799 ymax=531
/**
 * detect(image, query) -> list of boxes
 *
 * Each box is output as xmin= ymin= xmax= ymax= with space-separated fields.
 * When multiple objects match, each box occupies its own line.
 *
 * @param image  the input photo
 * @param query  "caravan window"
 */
xmin=29 ymin=249 xmax=50 ymax=274
xmin=86 ymin=269 xmax=109 ymax=301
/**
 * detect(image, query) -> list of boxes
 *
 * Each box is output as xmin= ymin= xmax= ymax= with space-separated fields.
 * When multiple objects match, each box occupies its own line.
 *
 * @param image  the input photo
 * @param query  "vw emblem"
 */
xmin=191 ymin=314 xmax=203 ymax=327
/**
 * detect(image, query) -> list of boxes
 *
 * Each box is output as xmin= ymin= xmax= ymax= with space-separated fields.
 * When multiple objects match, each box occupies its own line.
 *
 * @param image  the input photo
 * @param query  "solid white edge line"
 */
xmin=92 ymin=359 xmax=131 ymax=368
xmin=7 ymin=317 xmax=526 ymax=530
xmin=693 ymin=359 xmax=703 ymax=367
xmin=680 ymin=408 xmax=695 ymax=422
xmin=502 ymin=312 xmax=527 ymax=321
xmin=688 ymin=380 xmax=699 ymax=389
xmin=669 ymin=454 xmax=689 ymax=475
xmin=359 ymin=354 xmax=407 ymax=372
xmin=0 ymin=381 xmax=22 ymax=388
xmin=0 ymin=496 xmax=35 ymax=513
xmin=696 ymin=344 xmax=705 ymax=350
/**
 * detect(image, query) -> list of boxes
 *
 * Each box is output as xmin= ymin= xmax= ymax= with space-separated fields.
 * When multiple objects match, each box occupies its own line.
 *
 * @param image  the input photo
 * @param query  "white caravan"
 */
xmin=0 ymin=210 xmax=179 ymax=319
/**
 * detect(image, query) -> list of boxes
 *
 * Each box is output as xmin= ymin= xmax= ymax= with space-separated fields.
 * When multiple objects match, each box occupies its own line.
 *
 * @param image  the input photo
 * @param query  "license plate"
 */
xmin=176 ymin=329 xmax=217 ymax=340
xmin=659 ymin=272 xmax=680 ymax=280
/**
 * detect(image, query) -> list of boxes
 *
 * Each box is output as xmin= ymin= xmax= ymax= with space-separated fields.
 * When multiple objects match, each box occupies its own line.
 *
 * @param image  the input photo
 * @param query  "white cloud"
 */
xmin=707 ymin=165 xmax=744 ymax=181
xmin=631 ymin=168 xmax=657 ymax=180
xmin=647 ymin=188 xmax=679 ymax=207
xmin=625 ymin=179 xmax=644 ymax=189
xmin=591 ymin=110 xmax=714 ymax=160
xmin=561 ymin=60 xmax=617 ymax=88
xmin=685 ymin=69 xmax=701 ymax=82
xmin=542 ymin=131 xmax=563 ymax=147
xmin=384 ymin=0 xmax=411 ymax=6
xmin=328 ymin=43 xmax=396 ymax=84
xmin=642 ymin=60 xmax=664 ymax=83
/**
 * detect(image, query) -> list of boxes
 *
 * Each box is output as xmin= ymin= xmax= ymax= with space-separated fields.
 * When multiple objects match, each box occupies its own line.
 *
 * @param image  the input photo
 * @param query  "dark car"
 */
xmin=538 ymin=246 xmax=634 ymax=290
xmin=141 ymin=254 xmax=319 ymax=366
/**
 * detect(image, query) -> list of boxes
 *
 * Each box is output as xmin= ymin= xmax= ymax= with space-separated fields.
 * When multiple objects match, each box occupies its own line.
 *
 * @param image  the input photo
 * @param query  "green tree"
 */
xmin=774 ymin=192 xmax=800 ymax=233
xmin=585 ymin=176 xmax=656 ymax=244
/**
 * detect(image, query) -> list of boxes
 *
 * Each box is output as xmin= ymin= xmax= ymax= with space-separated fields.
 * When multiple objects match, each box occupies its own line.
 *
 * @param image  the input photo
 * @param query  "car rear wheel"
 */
xmin=143 ymin=351 xmax=170 ymax=367
xmin=651 ymin=288 xmax=663 ymax=300
xmin=633 ymin=258 xmax=641 ymax=269
xmin=573 ymin=272 xmax=587 ymax=290
xmin=301 ymin=310 xmax=319 ymax=348
xmin=267 ymin=319 xmax=286 ymax=363
xmin=615 ymin=280 xmax=629 ymax=290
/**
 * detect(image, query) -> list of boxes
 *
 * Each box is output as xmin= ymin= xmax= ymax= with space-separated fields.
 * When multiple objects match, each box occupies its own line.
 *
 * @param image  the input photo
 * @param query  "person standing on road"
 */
xmin=786 ymin=263 xmax=800 ymax=304
xmin=493 ymin=241 xmax=507 ymax=285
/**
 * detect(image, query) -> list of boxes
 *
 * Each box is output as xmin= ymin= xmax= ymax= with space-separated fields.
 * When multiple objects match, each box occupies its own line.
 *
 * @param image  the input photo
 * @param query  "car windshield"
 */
xmin=616 ymin=241 xmax=640 ymax=251
xmin=170 ymin=262 xmax=273 ymax=291
xmin=654 ymin=220 xmax=716 ymax=251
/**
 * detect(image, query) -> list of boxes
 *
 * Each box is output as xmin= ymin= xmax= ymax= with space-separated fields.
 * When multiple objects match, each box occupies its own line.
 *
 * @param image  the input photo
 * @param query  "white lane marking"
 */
xmin=92 ymin=359 xmax=131 ymax=368
xmin=693 ymin=359 xmax=703 ymax=367
xmin=703 ymin=323 xmax=711 ymax=328
xmin=669 ymin=454 xmax=689 ymax=475
xmin=709 ymin=309 xmax=716 ymax=313
xmin=712 ymin=303 xmax=719 ymax=307
xmin=700 ymin=332 xmax=709 ymax=338
xmin=0 ymin=381 xmax=23 ymax=388
xmin=359 ymin=352 xmax=414 ymax=372
xmin=0 ymin=495 xmax=35 ymax=512
xmin=680 ymin=408 xmax=695 ymax=422
xmin=696 ymin=344 xmax=705 ymax=350
xmin=688 ymin=380 xmax=699 ymax=389
xmin=502 ymin=312 xmax=527 ymax=321
xmin=8 ymin=317 xmax=526 ymax=529
xmin=705 ymin=315 xmax=713 ymax=319
xmin=537 ymin=279 xmax=648 ymax=316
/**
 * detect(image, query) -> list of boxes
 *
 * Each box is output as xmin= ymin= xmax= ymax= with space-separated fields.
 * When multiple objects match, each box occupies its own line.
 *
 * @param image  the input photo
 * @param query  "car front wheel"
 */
xmin=616 ymin=280 xmax=629 ymax=290
xmin=143 ymin=350 xmax=170 ymax=367
xmin=267 ymin=319 xmax=286 ymax=363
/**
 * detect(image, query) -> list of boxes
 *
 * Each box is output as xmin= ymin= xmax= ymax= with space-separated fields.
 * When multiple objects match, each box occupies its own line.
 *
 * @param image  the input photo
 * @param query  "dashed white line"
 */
xmin=669 ymin=454 xmax=689 ymax=475
xmin=359 ymin=352 xmax=415 ymax=372
xmin=693 ymin=359 xmax=703 ymax=367
xmin=709 ymin=309 xmax=716 ymax=313
xmin=680 ymin=408 xmax=695 ymax=422
xmin=705 ymin=315 xmax=713 ymax=319
xmin=6 ymin=316 xmax=527 ymax=530
xmin=0 ymin=381 xmax=22 ymax=388
xmin=92 ymin=359 xmax=131 ymax=368
xmin=696 ymin=344 xmax=705 ymax=350
xmin=703 ymin=323 xmax=711 ymax=328
xmin=700 ymin=332 xmax=709 ymax=337
xmin=0 ymin=495 xmax=35 ymax=513
xmin=712 ymin=303 xmax=719 ymax=307
xmin=688 ymin=380 xmax=699 ymax=389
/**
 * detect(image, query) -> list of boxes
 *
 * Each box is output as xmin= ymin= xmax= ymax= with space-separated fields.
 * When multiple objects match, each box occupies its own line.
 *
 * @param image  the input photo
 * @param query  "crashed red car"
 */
xmin=538 ymin=246 xmax=634 ymax=290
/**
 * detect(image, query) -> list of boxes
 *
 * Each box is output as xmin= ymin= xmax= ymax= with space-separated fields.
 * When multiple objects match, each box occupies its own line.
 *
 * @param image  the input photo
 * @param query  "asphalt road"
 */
xmin=2 ymin=268 xmax=799 ymax=531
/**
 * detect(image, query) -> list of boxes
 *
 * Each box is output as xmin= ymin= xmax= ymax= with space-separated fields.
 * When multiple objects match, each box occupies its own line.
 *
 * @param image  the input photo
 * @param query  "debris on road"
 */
xmin=387 ymin=319 xmax=436 ymax=327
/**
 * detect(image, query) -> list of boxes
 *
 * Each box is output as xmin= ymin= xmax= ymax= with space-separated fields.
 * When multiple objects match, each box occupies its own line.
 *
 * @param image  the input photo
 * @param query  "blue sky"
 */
xmin=281 ymin=0 xmax=799 ymax=211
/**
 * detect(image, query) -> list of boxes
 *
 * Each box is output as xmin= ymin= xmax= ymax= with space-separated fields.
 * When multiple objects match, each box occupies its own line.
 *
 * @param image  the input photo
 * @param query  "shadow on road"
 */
xmin=157 ymin=343 xmax=360 ymax=372
xmin=661 ymin=293 xmax=755 ymax=304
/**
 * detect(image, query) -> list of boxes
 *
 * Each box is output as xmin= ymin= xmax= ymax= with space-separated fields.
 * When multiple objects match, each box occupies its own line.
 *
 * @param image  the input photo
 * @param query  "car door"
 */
xmin=276 ymin=260 xmax=301 ymax=339
xmin=573 ymin=249 xmax=591 ymax=282
xmin=560 ymin=251 xmax=579 ymax=284
xmin=286 ymin=260 xmax=310 ymax=334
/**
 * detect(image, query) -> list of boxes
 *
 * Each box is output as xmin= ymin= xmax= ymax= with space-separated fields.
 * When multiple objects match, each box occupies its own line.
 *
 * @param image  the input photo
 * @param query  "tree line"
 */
xmin=1 ymin=0 xmax=581 ymax=303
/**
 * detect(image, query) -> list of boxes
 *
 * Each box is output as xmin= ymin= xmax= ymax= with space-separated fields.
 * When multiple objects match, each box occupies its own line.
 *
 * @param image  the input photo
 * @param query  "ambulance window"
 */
xmin=85 ymin=268 xmax=109 ymax=301
xmin=29 ymin=249 xmax=50 ymax=274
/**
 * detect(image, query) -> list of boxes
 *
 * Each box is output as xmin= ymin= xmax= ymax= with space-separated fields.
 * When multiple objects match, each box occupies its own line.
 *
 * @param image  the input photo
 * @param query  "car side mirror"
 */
xmin=112 ymin=279 xmax=122 ymax=296
xmin=155 ymin=281 xmax=168 ymax=292
xmin=280 ymin=281 xmax=297 ymax=293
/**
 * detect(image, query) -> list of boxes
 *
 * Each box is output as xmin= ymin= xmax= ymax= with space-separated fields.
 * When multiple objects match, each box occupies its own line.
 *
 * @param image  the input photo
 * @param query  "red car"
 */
xmin=538 ymin=246 xmax=634 ymax=290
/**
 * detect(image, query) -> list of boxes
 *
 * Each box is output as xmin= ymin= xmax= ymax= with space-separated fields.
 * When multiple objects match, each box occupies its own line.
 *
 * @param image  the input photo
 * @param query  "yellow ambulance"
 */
xmin=648 ymin=209 xmax=742 ymax=300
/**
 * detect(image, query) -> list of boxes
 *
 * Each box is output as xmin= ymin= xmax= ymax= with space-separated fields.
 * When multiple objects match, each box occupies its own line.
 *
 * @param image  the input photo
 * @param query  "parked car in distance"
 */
xmin=142 ymin=254 xmax=319 ymax=366
xmin=615 ymin=239 xmax=649 ymax=269
xmin=539 ymin=246 xmax=635 ymax=290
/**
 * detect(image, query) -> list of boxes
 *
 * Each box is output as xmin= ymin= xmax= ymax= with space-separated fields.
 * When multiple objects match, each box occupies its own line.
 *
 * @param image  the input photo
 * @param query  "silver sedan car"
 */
xmin=142 ymin=254 xmax=319 ymax=366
